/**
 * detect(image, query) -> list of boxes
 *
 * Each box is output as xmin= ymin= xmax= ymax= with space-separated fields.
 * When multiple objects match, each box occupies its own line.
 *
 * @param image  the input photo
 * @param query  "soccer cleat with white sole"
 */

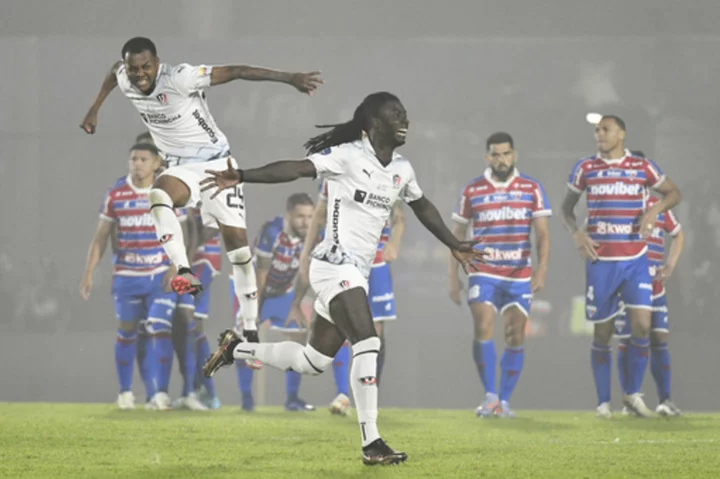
xmin=181 ymin=392 xmax=209 ymax=411
xmin=596 ymin=402 xmax=613 ymax=418
xmin=494 ymin=400 xmax=516 ymax=418
xmin=117 ymin=391 xmax=136 ymax=410
xmin=620 ymin=406 xmax=630 ymax=416
xmin=623 ymin=393 xmax=653 ymax=418
xmin=149 ymin=392 xmax=172 ymax=411
xmin=656 ymin=400 xmax=682 ymax=417
xmin=329 ymin=393 xmax=351 ymax=416
xmin=475 ymin=393 xmax=500 ymax=418
xmin=361 ymin=438 xmax=407 ymax=466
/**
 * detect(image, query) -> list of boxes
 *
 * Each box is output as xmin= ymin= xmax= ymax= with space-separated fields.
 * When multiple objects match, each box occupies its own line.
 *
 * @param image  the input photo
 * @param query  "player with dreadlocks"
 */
xmin=200 ymin=92 xmax=487 ymax=465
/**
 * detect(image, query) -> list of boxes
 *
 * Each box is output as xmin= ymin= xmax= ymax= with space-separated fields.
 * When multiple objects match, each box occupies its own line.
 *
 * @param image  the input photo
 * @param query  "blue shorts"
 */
xmin=615 ymin=281 xmax=669 ymax=337
xmin=467 ymin=275 xmax=532 ymax=317
xmin=585 ymin=255 xmax=653 ymax=323
xmin=192 ymin=263 xmax=216 ymax=320
xmin=368 ymin=262 xmax=396 ymax=321
xmin=112 ymin=274 xmax=179 ymax=327
xmin=260 ymin=292 xmax=301 ymax=331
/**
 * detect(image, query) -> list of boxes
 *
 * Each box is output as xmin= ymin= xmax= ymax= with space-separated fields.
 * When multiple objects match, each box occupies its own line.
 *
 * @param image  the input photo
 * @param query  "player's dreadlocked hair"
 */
xmin=304 ymin=92 xmax=400 ymax=154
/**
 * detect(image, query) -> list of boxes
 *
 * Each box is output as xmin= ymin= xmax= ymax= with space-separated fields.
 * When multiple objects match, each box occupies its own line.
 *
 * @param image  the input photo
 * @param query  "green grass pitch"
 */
xmin=1 ymin=403 xmax=719 ymax=478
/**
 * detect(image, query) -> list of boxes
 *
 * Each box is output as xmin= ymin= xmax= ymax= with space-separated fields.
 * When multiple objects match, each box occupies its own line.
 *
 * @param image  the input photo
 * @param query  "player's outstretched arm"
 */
xmin=561 ymin=189 xmax=598 ymax=261
xmin=408 ymin=196 xmax=487 ymax=273
xmin=80 ymin=61 xmax=122 ymax=134
xmin=201 ymin=158 xmax=317 ymax=198
xmin=210 ymin=66 xmax=323 ymax=94
xmin=80 ymin=220 xmax=113 ymax=300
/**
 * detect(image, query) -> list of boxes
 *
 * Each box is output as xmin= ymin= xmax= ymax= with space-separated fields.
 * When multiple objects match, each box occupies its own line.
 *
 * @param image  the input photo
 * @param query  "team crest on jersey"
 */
xmin=339 ymin=280 xmax=350 ymax=289
xmin=510 ymin=190 xmax=523 ymax=200
xmin=320 ymin=147 xmax=331 ymax=155
xmin=156 ymin=93 xmax=168 ymax=105
xmin=626 ymin=170 xmax=637 ymax=180
xmin=392 ymin=174 xmax=401 ymax=188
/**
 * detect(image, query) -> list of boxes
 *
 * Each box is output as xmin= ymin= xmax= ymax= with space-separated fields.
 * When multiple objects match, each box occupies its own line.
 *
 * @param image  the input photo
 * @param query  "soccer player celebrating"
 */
xmin=232 ymin=193 xmax=316 ymax=412
xmin=561 ymin=117 xmax=681 ymax=418
xmin=80 ymin=37 xmax=323 ymax=350
xmin=202 ymin=92 xmax=486 ymax=465
xmin=449 ymin=132 xmax=551 ymax=418
xmin=80 ymin=143 xmax=190 ymax=410
xmin=292 ymin=179 xmax=405 ymax=415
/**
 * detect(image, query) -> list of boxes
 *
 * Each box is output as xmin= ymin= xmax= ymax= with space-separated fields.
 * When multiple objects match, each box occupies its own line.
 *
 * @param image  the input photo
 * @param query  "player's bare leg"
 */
xmin=219 ymin=224 xmax=259 ymax=338
xmin=149 ymin=175 xmax=200 ymax=295
xmin=624 ymin=307 xmax=653 ymax=417
xmin=496 ymin=306 xmax=527 ymax=418
xmin=470 ymin=303 xmax=498 ymax=417
xmin=592 ymin=320 xmax=614 ymax=418
xmin=326 ymin=288 xmax=407 ymax=466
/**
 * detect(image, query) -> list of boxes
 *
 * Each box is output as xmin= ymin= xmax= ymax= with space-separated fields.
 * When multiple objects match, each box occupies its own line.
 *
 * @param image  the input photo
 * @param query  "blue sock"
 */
xmin=472 ymin=340 xmax=497 ymax=395
xmin=627 ymin=337 xmax=650 ymax=395
xmin=333 ymin=343 xmax=350 ymax=396
xmin=182 ymin=320 xmax=197 ymax=397
xmin=235 ymin=360 xmax=254 ymax=396
xmin=286 ymin=371 xmax=302 ymax=402
xmin=196 ymin=332 xmax=216 ymax=398
xmin=651 ymin=343 xmax=671 ymax=402
xmin=617 ymin=340 xmax=629 ymax=395
xmin=591 ymin=342 xmax=612 ymax=405
xmin=499 ymin=347 xmax=525 ymax=402
xmin=150 ymin=329 xmax=174 ymax=393
xmin=136 ymin=326 xmax=156 ymax=401
xmin=115 ymin=329 xmax=137 ymax=393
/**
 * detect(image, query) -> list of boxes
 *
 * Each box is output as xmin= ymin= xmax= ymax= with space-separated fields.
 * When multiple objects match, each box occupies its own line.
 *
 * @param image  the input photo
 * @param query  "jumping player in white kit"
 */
xmin=200 ymin=92 xmax=487 ymax=465
xmin=80 ymin=37 xmax=323 ymax=343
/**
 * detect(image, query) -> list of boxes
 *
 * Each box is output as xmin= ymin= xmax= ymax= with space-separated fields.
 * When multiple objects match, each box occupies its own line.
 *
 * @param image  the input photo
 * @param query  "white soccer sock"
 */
xmin=233 ymin=341 xmax=333 ymax=375
xmin=351 ymin=337 xmax=382 ymax=447
xmin=227 ymin=246 xmax=258 ymax=331
xmin=149 ymin=189 xmax=190 ymax=269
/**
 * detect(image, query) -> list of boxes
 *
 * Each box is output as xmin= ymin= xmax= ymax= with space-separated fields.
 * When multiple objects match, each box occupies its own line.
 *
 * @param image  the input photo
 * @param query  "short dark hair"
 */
xmin=486 ymin=132 xmax=514 ymax=151
xmin=121 ymin=37 xmax=157 ymax=59
xmin=130 ymin=143 xmax=160 ymax=156
xmin=286 ymin=192 xmax=314 ymax=211
xmin=135 ymin=131 xmax=153 ymax=144
xmin=601 ymin=115 xmax=626 ymax=131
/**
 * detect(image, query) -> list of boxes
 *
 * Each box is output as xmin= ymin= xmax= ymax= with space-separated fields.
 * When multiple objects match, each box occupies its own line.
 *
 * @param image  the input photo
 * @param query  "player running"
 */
xmin=80 ymin=37 xmax=323 ymax=350
xmin=449 ymin=132 xmax=551 ymax=418
xmin=615 ymin=163 xmax=685 ymax=416
xmin=561 ymin=116 xmax=681 ymax=418
xmin=80 ymin=143 xmax=190 ymax=410
xmin=201 ymin=92 xmax=486 ymax=465
xmin=292 ymin=179 xmax=405 ymax=415
xmin=232 ymin=193 xmax=316 ymax=412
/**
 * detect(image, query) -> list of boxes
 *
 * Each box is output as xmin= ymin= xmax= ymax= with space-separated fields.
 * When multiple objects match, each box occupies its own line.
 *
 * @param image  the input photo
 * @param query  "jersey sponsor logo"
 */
xmin=371 ymin=292 xmax=394 ymax=302
xmin=192 ymin=109 xmax=218 ymax=144
xmin=139 ymin=112 xmax=182 ymax=125
xmin=595 ymin=221 xmax=633 ymax=235
xmin=118 ymin=213 xmax=155 ymax=228
xmin=484 ymin=247 xmax=523 ymax=261
xmin=589 ymin=182 xmax=641 ymax=196
xmin=354 ymin=189 xmax=367 ymax=202
xmin=331 ymin=199 xmax=341 ymax=245
xmin=122 ymin=251 xmax=164 ymax=265
xmin=365 ymin=193 xmax=392 ymax=211
xmin=476 ymin=206 xmax=529 ymax=222
xmin=271 ymin=257 xmax=300 ymax=272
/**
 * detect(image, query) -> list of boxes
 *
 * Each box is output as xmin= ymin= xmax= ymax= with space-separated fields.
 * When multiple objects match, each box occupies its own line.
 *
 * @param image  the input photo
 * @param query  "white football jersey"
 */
xmin=116 ymin=63 xmax=230 ymax=161
xmin=307 ymin=137 xmax=423 ymax=278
